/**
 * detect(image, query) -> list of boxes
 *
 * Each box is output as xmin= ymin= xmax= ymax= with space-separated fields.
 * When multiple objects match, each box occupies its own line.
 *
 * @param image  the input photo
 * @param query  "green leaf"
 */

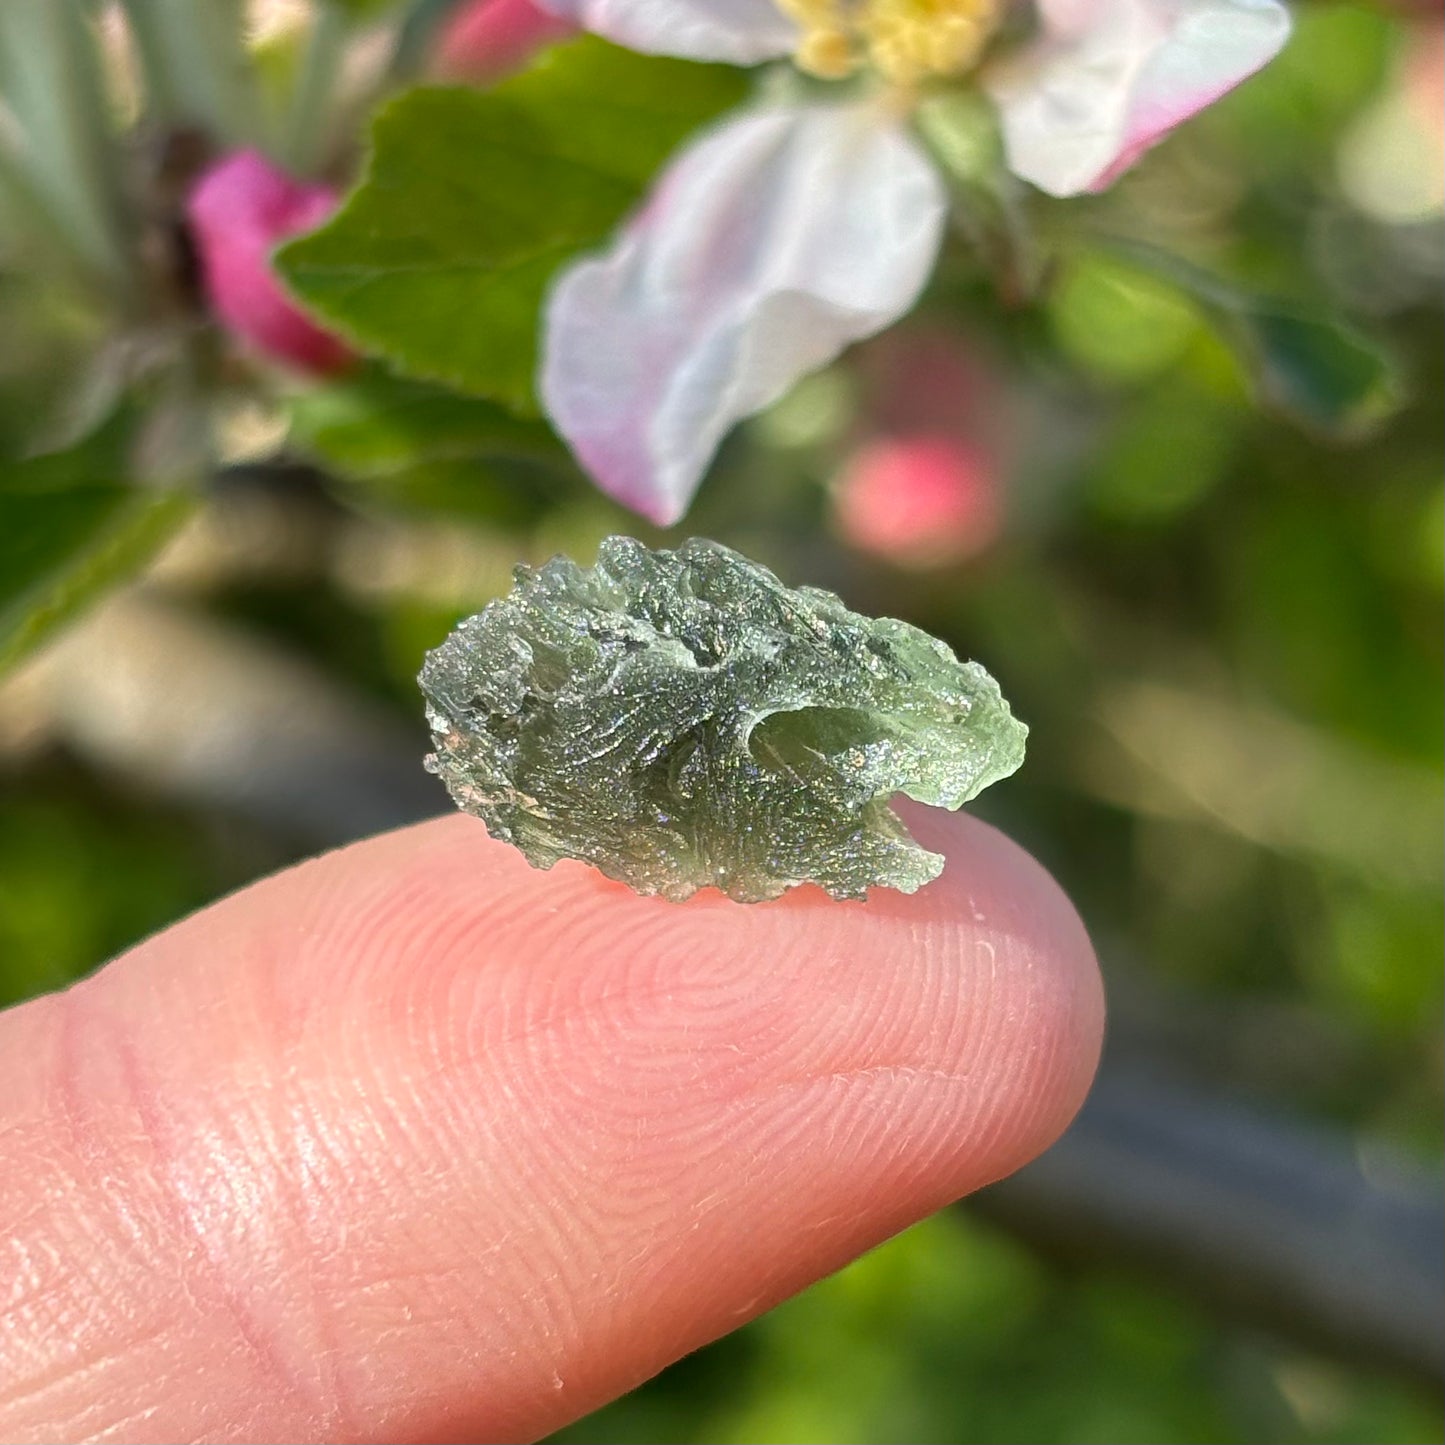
xmin=1218 ymin=306 xmax=1402 ymax=441
xmin=289 ymin=365 xmax=577 ymax=523
xmin=1100 ymin=241 xmax=1403 ymax=440
xmin=290 ymin=365 xmax=564 ymax=473
xmin=276 ymin=40 xmax=750 ymax=413
xmin=0 ymin=413 xmax=195 ymax=674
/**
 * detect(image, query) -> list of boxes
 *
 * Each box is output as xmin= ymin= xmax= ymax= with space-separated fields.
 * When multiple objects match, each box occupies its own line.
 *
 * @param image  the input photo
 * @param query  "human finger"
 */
xmin=0 ymin=805 xmax=1102 ymax=1444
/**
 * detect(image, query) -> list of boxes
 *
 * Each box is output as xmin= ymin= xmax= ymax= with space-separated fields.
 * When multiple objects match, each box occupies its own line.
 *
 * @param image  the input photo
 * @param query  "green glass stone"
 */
xmin=420 ymin=536 xmax=1027 ymax=902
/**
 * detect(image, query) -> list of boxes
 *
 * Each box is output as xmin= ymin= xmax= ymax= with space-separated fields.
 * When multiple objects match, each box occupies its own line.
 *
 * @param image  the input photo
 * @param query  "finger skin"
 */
xmin=0 ymin=807 xmax=1102 ymax=1445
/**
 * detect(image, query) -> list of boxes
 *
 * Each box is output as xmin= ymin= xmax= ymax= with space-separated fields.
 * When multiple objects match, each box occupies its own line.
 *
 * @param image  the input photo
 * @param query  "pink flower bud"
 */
xmin=187 ymin=150 xmax=354 ymax=376
xmin=834 ymin=435 xmax=1001 ymax=568
xmin=432 ymin=0 xmax=576 ymax=83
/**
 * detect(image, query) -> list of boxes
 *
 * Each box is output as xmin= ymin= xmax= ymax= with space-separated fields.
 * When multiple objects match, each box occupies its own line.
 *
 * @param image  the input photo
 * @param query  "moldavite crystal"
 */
xmin=420 ymin=537 xmax=1026 ymax=902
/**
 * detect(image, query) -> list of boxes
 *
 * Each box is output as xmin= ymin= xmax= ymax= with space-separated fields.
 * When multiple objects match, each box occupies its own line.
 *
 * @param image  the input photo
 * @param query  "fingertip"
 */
xmin=1 ymin=804 xmax=1103 ymax=1445
xmin=896 ymin=802 xmax=1105 ymax=1178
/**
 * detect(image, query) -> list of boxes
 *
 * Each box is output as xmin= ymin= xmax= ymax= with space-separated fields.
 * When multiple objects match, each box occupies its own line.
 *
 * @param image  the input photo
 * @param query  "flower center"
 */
xmin=777 ymin=0 xmax=1000 ymax=84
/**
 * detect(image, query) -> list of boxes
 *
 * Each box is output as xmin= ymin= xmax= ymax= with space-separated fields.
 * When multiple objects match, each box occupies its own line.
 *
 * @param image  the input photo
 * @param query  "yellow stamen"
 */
xmin=777 ymin=0 xmax=999 ymax=84
xmin=796 ymin=24 xmax=857 ymax=79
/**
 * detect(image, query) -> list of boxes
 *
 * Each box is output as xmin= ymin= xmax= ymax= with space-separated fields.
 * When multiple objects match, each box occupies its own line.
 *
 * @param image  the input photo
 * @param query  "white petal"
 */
xmin=988 ymin=0 xmax=1291 ymax=196
xmin=535 ymin=0 xmax=797 ymax=62
xmin=541 ymin=105 xmax=947 ymax=525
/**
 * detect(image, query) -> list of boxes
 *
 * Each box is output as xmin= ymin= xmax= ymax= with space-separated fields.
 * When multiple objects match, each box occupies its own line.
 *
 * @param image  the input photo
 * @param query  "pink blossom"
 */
xmin=187 ymin=150 xmax=353 ymax=376
xmin=432 ymin=0 xmax=577 ymax=82
xmin=834 ymin=435 xmax=1002 ymax=567
xmin=538 ymin=0 xmax=1289 ymax=524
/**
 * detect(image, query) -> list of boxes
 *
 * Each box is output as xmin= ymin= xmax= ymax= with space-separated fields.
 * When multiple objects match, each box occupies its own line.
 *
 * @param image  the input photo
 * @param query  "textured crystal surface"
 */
xmin=420 ymin=536 xmax=1027 ymax=902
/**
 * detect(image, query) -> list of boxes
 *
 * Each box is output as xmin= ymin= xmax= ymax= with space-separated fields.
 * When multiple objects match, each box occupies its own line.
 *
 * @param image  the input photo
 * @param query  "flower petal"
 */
xmin=988 ymin=0 xmax=1291 ymax=197
xmin=533 ymin=0 xmax=796 ymax=63
xmin=540 ymin=105 xmax=947 ymax=525
xmin=187 ymin=150 xmax=353 ymax=375
xmin=432 ymin=0 xmax=577 ymax=82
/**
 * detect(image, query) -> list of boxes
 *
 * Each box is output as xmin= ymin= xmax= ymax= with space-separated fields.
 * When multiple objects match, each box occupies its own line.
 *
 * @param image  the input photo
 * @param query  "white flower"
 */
xmin=538 ymin=0 xmax=1291 ymax=525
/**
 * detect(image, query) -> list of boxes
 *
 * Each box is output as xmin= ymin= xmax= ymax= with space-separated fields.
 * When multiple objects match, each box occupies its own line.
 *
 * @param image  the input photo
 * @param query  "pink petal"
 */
xmin=432 ymin=0 xmax=576 ymax=82
xmin=187 ymin=151 xmax=353 ymax=375
xmin=988 ymin=0 xmax=1291 ymax=196
xmin=533 ymin=0 xmax=796 ymax=63
xmin=834 ymin=435 xmax=1002 ymax=566
xmin=540 ymin=105 xmax=947 ymax=526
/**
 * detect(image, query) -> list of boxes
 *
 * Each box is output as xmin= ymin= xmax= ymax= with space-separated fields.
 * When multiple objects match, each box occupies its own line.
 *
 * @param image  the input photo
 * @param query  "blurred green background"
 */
xmin=0 ymin=1 xmax=1441 ymax=1441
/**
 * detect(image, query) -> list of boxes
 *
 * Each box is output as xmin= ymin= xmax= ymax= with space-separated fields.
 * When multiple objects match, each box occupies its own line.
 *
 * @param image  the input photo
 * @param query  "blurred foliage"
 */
xmin=1081 ymin=242 xmax=1403 ymax=439
xmin=0 ymin=408 xmax=194 ymax=672
xmin=554 ymin=1212 xmax=1444 ymax=1445
xmin=0 ymin=1 xmax=1441 ymax=1442
xmin=0 ymin=770 xmax=264 ymax=1009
